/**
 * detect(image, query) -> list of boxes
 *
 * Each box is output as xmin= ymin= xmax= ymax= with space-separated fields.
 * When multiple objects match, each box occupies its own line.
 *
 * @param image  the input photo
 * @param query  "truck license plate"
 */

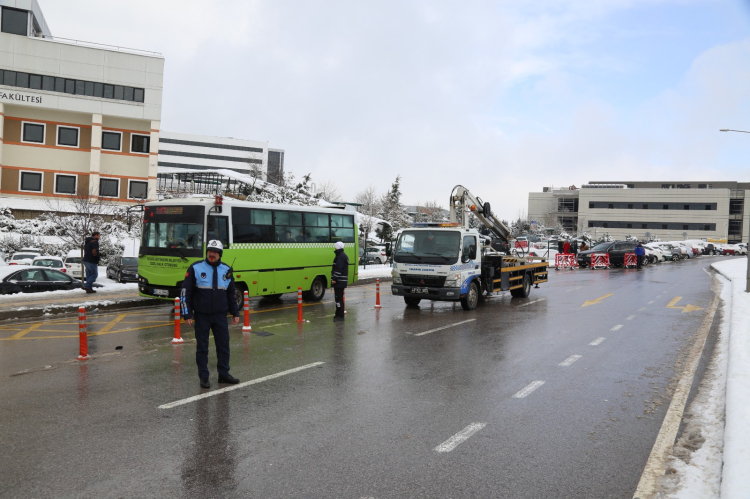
xmin=153 ymin=289 xmax=169 ymax=296
xmin=410 ymin=287 xmax=429 ymax=294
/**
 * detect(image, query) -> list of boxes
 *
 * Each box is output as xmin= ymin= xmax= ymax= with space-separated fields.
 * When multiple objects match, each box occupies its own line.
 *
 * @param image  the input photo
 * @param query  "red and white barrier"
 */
xmin=591 ymin=253 xmax=610 ymax=269
xmin=242 ymin=290 xmax=252 ymax=332
xmin=624 ymin=252 xmax=637 ymax=268
xmin=375 ymin=278 xmax=382 ymax=308
xmin=78 ymin=306 xmax=89 ymax=360
xmin=555 ymin=253 xmax=577 ymax=270
xmin=296 ymin=287 xmax=304 ymax=323
xmin=172 ymin=297 xmax=184 ymax=344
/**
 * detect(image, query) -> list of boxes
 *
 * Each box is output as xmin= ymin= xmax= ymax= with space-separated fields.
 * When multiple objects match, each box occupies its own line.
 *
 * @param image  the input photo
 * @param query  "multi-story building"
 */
xmin=0 ymin=0 xmax=164 ymax=214
xmin=528 ymin=181 xmax=750 ymax=243
xmin=157 ymin=131 xmax=286 ymax=185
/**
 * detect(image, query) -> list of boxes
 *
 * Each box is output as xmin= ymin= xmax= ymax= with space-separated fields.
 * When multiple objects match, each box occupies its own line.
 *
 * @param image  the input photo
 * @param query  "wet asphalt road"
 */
xmin=0 ymin=256 xmax=721 ymax=498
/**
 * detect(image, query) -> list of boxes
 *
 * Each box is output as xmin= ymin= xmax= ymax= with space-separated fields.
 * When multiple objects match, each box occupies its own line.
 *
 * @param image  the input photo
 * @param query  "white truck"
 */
xmin=389 ymin=185 xmax=549 ymax=310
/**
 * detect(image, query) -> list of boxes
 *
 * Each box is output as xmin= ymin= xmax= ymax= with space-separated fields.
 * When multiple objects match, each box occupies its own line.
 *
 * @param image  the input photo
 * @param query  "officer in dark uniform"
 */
xmin=331 ymin=241 xmax=349 ymax=322
xmin=180 ymin=240 xmax=240 ymax=389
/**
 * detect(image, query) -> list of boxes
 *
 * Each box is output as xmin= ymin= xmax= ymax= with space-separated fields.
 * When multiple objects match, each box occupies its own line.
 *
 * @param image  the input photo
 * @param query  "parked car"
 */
xmin=642 ymin=246 xmax=660 ymax=264
xmin=364 ymin=246 xmax=387 ymax=264
xmin=734 ymin=243 xmax=747 ymax=255
xmin=64 ymin=251 xmax=83 ymax=279
xmin=645 ymin=243 xmax=670 ymax=262
xmin=721 ymin=244 xmax=742 ymax=256
xmin=666 ymin=242 xmax=689 ymax=260
xmin=577 ymin=240 xmax=638 ymax=267
xmin=32 ymin=256 xmax=67 ymax=273
xmin=106 ymin=256 xmax=139 ymax=283
xmin=9 ymin=249 xmax=42 ymax=265
xmin=703 ymin=243 xmax=719 ymax=256
xmin=0 ymin=266 xmax=100 ymax=294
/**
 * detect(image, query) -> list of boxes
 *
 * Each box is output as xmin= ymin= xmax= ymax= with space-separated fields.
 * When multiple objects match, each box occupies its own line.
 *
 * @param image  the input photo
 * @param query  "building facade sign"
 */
xmin=0 ymin=90 xmax=43 ymax=104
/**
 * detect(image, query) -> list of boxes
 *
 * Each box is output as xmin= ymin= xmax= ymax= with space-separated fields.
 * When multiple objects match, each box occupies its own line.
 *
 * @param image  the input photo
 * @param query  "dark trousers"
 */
xmin=636 ymin=255 xmax=644 ymax=269
xmin=194 ymin=312 xmax=231 ymax=379
xmin=334 ymin=287 xmax=345 ymax=318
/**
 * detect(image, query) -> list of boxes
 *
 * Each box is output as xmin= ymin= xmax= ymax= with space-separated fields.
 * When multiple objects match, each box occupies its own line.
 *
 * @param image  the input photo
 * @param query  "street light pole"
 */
xmin=719 ymin=128 xmax=750 ymax=292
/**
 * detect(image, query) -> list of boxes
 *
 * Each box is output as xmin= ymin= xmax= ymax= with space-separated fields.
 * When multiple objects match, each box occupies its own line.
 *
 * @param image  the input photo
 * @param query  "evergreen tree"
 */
xmin=377 ymin=175 xmax=412 ymax=232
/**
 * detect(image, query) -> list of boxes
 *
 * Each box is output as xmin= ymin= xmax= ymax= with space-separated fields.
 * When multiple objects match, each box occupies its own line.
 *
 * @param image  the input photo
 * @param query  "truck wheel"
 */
xmin=510 ymin=274 xmax=531 ymax=298
xmin=404 ymin=297 xmax=421 ymax=307
xmin=460 ymin=281 xmax=479 ymax=310
xmin=303 ymin=276 xmax=326 ymax=302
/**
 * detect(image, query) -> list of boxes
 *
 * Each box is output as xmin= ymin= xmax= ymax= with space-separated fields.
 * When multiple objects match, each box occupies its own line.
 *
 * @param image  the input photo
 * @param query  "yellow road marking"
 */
xmin=666 ymin=297 xmax=703 ymax=313
xmin=97 ymin=314 xmax=127 ymax=334
xmin=582 ymin=293 xmax=614 ymax=308
xmin=8 ymin=323 xmax=42 ymax=340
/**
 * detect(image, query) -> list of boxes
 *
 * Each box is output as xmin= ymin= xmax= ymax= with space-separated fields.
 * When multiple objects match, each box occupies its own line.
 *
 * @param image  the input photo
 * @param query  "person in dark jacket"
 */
xmin=635 ymin=242 xmax=646 ymax=270
xmin=82 ymin=231 xmax=101 ymax=293
xmin=180 ymin=240 xmax=240 ymax=389
xmin=331 ymin=241 xmax=349 ymax=322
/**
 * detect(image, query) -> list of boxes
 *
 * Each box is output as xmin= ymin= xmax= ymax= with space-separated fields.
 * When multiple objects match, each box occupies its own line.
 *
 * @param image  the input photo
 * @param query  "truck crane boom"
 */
xmin=448 ymin=185 xmax=511 ymax=243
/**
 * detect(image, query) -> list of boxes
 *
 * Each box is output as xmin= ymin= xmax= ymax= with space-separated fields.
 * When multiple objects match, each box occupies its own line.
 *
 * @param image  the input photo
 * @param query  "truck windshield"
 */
xmin=140 ymin=205 xmax=205 ymax=258
xmin=393 ymin=230 xmax=461 ymax=264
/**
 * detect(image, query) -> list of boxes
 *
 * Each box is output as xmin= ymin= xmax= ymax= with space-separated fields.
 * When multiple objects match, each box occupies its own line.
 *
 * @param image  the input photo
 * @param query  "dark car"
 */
xmin=577 ymin=240 xmax=638 ymax=267
xmin=0 ymin=266 xmax=101 ymax=294
xmin=106 ymin=256 xmax=139 ymax=283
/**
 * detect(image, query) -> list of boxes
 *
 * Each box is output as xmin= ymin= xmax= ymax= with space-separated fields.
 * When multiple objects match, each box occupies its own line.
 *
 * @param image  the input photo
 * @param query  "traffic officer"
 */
xmin=180 ymin=240 xmax=240 ymax=389
xmin=331 ymin=241 xmax=349 ymax=322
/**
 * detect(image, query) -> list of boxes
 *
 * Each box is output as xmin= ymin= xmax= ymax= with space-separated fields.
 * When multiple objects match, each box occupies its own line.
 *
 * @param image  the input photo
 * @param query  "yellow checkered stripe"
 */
xmin=230 ymin=243 xmax=356 ymax=250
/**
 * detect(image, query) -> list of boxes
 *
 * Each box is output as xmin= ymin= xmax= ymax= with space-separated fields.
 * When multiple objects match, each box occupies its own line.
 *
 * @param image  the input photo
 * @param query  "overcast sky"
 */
xmin=44 ymin=0 xmax=750 ymax=221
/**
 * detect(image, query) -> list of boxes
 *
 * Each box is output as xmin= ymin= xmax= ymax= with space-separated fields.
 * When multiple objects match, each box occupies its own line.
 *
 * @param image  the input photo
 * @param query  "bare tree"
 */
xmin=418 ymin=200 xmax=446 ymax=222
xmin=354 ymin=185 xmax=381 ymax=217
xmin=316 ymin=180 xmax=342 ymax=203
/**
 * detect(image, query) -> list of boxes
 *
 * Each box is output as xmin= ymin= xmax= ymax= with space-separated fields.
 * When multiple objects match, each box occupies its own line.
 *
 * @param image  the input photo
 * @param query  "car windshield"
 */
xmin=33 ymin=259 xmax=62 ymax=267
xmin=12 ymin=254 xmax=35 ymax=260
xmin=394 ymin=230 xmax=461 ymax=264
xmin=590 ymin=242 xmax=612 ymax=251
xmin=121 ymin=257 xmax=138 ymax=266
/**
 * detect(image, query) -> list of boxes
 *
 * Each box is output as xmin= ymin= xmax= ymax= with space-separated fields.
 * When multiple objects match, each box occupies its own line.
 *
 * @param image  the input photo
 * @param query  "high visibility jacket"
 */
xmin=180 ymin=259 xmax=239 ymax=320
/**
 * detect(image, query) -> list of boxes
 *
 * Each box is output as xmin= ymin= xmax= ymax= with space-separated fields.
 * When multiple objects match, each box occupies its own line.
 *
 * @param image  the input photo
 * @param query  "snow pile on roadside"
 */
xmin=657 ymin=275 xmax=730 ymax=498
xmin=358 ymin=264 xmax=392 ymax=279
xmin=710 ymin=258 xmax=750 ymax=499
xmin=0 ymin=283 xmax=137 ymax=303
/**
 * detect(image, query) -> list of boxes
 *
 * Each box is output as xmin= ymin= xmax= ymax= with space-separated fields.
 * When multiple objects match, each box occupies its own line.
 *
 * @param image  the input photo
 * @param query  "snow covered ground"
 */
xmin=656 ymin=259 xmax=750 ymax=499
xmin=357 ymin=264 xmax=393 ymax=280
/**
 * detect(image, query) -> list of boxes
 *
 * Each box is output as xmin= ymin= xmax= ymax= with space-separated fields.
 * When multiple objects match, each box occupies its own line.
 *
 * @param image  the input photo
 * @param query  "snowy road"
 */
xmin=0 ymin=257 xmax=722 ymax=498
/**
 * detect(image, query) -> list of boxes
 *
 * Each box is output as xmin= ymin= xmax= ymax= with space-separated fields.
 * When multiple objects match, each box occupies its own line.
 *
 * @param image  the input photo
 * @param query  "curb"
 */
xmin=0 ymin=297 xmax=166 ymax=322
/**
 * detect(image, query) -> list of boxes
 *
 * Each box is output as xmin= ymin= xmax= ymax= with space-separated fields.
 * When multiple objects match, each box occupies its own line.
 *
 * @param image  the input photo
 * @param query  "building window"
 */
xmin=103 ymin=84 xmax=114 ymax=99
xmin=699 ymin=184 xmax=707 ymax=189
xmin=131 ymin=134 xmax=150 ymax=154
xmin=54 ymin=174 xmax=77 ymax=195
xmin=642 ymin=204 xmax=648 ymax=209
xmin=705 ymin=225 xmax=711 ymax=231
xmin=54 ymin=77 xmax=64 ymax=92
xmin=101 ymin=131 xmax=122 ymax=152
xmin=602 ymin=223 xmax=608 ymax=228
xmin=57 ymin=126 xmax=79 ymax=148
xmin=134 ymin=88 xmax=144 ymax=102
xmin=730 ymin=199 xmax=744 ymax=215
xmin=589 ymin=202 xmax=594 ymax=209
xmin=663 ymin=204 xmax=669 ymax=210
xmin=29 ymin=74 xmax=41 ymax=89
xmin=662 ymin=224 xmax=668 ymax=230
xmin=128 ymin=180 xmax=148 ymax=200
xmin=123 ymin=87 xmax=134 ymax=101
xmin=99 ymin=178 xmax=119 ymax=198
xmin=15 ymin=72 xmax=29 ymax=88
xmin=627 ymin=204 xmax=633 ymax=209
xmin=626 ymin=223 xmax=632 ymax=228
xmin=684 ymin=205 xmax=689 ymax=210
xmin=608 ymin=203 xmax=614 ymax=209
xmin=64 ymin=79 xmax=75 ymax=94
xmin=20 ymin=171 xmax=42 ymax=192
xmin=22 ymin=122 xmax=45 ymax=144
xmin=42 ymin=75 xmax=54 ymax=91
xmin=84 ymin=81 xmax=94 ymax=96
xmin=683 ymin=225 xmax=689 ymax=230
xmin=706 ymin=205 xmax=712 ymax=210
xmin=642 ymin=224 xmax=647 ymax=229
xmin=2 ymin=70 xmax=15 ymax=86
xmin=1 ymin=7 xmax=28 ymax=36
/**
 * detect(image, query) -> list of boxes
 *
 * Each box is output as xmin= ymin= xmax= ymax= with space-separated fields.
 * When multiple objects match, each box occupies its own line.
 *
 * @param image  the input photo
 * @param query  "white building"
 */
xmin=0 ymin=0 xmax=164 ymax=212
xmin=158 ymin=131 xmax=285 ymax=185
xmin=528 ymin=181 xmax=750 ymax=243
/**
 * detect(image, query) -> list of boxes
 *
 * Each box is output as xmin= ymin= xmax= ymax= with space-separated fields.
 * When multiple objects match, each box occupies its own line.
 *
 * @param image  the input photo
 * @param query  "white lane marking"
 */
xmin=512 ymin=380 xmax=545 ymax=398
xmin=434 ymin=423 xmax=486 ymax=453
xmin=638 ymin=307 xmax=647 ymax=312
xmin=519 ymin=298 xmax=545 ymax=307
xmin=566 ymin=286 xmax=583 ymax=292
xmin=413 ymin=319 xmax=476 ymax=337
xmin=158 ymin=362 xmax=325 ymax=409
xmin=648 ymin=300 xmax=655 ymax=304
xmin=611 ymin=324 xmax=623 ymax=331
xmin=559 ymin=355 xmax=581 ymax=367
xmin=626 ymin=315 xmax=636 ymax=321
xmin=589 ymin=337 xmax=606 ymax=346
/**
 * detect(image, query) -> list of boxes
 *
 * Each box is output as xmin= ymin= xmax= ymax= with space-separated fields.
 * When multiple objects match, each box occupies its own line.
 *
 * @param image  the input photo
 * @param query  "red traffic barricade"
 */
xmin=172 ymin=297 xmax=184 ymax=344
xmin=242 ymin=290 xmax=252 ymax=332
xmin=555 ymin=253 xmax=577 ymax=270
xmin=624 ymin=252 xmax=637 ymax=268
xmin=591 ymin=253 xmax=610 ymax=269
xmin=78 ymin=306 xmax=89 ymax=360
xmin=296 ymin=287 xmax=304 ymax=323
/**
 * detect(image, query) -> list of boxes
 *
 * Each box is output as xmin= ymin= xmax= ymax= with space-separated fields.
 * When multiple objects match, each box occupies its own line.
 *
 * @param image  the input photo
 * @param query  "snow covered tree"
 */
xmin=378 ymin=175 xmax=412 ymax=234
